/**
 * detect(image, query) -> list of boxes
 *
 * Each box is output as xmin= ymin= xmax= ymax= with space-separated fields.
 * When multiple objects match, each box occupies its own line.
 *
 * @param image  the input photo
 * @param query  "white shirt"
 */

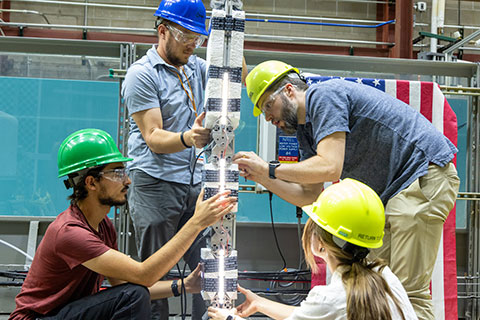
xmin=286 ymin=266 xmax=418 ymax=320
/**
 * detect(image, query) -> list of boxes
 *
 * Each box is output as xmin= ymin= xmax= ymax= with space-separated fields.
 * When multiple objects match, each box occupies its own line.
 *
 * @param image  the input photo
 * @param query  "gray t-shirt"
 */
xmin=298 ymin=79 xmax=457 ymax=203
xmin=121 ymin=46 xmax=207 ymax=184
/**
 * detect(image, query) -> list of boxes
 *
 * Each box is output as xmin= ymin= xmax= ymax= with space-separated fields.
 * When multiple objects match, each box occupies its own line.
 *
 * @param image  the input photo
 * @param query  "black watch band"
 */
xmin=180 ymin=131 xmax=191 ymax=148
xmin=269 ymin=160 xmax=281 ymax=179
xmin=171 ymin=279 xmax=181 ymax=297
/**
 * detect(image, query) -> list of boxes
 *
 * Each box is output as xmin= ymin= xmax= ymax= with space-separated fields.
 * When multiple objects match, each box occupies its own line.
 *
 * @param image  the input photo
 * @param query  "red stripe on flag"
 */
xmin=420 ymin=82 xmax=433 ymax=122
xmin=444 ymin=204 xmax=458 ymax=320
xmin=396 ymin=80 xmax=410 ymax=105
xmin=443 ymin=97 xmax=459 ymax=149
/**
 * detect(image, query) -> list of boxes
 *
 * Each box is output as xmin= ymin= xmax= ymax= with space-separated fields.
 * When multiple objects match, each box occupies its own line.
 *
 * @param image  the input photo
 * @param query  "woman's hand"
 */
xmin=207 ymin=307 xmax=238 ymax=320
xmin=235 ymin=285 xmax=263 ymax=318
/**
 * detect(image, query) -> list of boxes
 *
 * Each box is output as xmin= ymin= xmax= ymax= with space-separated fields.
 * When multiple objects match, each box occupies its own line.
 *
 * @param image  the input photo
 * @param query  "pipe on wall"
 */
xmin=431 ymin=0 xmax=438 ymax=53
xmin=0 ymin=238 xmax=33 ymax=261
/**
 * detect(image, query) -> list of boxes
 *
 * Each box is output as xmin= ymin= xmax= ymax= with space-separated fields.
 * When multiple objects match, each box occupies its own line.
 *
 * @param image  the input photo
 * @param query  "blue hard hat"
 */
xmin=154 ymin=0 xmax=209 ymax=36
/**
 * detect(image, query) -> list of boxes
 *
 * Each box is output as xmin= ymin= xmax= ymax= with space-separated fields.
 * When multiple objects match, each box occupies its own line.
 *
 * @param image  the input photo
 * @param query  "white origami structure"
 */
xmin=201 ymin=0 xmax=244 ymax=309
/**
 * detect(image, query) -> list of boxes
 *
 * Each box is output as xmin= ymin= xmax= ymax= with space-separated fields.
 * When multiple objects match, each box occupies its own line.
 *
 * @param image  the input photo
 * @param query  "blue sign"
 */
xmin=278 ymin=136 xmax=299 ymax=163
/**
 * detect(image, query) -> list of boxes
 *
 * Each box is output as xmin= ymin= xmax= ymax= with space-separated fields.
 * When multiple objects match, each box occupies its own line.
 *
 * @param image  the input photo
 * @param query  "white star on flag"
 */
xmin=355 ymin=78 xmax=363 ymax=84
xmin=373 ymin=79 xmax=381 ymax=87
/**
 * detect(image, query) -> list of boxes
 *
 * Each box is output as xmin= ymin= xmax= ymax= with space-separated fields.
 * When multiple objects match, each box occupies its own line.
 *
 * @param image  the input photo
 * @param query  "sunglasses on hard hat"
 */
xmin=166 ymin=24 xmax=206 ymax=48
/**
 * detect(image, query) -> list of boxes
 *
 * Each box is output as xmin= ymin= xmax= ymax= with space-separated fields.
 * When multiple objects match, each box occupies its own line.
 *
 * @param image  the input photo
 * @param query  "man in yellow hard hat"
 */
xmin=10 ymin=129 xmax=235 ymax=320
xmin=234 ymin=60 xmax=460 ymax=320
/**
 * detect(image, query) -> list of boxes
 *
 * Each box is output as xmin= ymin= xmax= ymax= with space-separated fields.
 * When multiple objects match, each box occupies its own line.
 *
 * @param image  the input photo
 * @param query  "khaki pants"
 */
xmin=372 ymin=162 xmax=460 ymax=320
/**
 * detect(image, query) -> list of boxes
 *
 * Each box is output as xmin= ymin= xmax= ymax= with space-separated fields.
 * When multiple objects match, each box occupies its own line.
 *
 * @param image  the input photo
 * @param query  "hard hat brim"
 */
xmin=58 ymin=155 xmax=133 ymax=178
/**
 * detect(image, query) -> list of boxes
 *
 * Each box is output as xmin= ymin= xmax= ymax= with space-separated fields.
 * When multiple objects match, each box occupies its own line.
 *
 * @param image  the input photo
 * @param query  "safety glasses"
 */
xmin=260 ymin=85 xmax=287 ymax=114
xmin=99 ymin=168 xmax=128 ymax=183
xmin=166 ymin=24 xmax=206 ymax=48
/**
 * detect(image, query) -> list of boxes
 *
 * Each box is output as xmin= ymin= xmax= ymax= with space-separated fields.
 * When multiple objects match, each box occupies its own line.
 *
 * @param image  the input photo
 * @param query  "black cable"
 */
xmin=296 ymin=206 xmax=305 ymax=270
xmin=176 ymin=263 xmax=189 ymax=320
xmin=175 ymin=264 xmax=184 ymax=320
xmin=181 ymin=262 xmax=187 ymax=319
xmin=0 ymin=271 xmax=27 ymax=280
xmin=189 ymin=142 xmax=210 ymax=185
xmin=241 ymin=278 xmax=310 ymax=283
xmin=250 ymin=288 xmax=310 ymax=295
xmin=0 ymin=282 xmax=23 ymax=286
xmin=268 ymin=203 xmax=309 ymax=306
xmin=167 ymin=269 xmax=311 ymax=279
xmin=239 ymin=270 xmax=310 ymax=277
xmin=268 ymin=191 xmax=287 ymax=270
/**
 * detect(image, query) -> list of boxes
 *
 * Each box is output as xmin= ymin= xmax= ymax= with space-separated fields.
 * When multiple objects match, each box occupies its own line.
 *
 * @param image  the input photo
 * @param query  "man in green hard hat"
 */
xmin=9 ymin=129 xmax=235 ymax=320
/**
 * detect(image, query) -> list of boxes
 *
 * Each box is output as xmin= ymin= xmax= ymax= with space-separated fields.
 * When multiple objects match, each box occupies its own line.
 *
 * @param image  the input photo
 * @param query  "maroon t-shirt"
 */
xmin=9 ymin=204 xmax=117 ymax=320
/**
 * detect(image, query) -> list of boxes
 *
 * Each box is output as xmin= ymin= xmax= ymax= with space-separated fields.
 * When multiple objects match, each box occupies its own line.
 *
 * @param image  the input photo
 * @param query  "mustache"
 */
xmin=122 ymin=186 xmax=129 ymax=192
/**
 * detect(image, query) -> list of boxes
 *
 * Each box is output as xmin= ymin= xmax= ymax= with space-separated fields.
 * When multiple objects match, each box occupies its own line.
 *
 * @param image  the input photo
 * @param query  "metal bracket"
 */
xmin=443 ymin=29 xmax=480 ymax=55
xmin=109 ymin=68 xmax=127 ymax=79
xmin=25 ymin=221 xmax=39 ymax=266
xmin=458 ymin=192 xmax=480 ymax=201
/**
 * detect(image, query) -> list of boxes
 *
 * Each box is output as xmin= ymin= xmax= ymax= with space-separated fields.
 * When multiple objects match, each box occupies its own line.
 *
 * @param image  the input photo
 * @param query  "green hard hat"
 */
xmin=57 ymin=128 xmax=132 ymax=178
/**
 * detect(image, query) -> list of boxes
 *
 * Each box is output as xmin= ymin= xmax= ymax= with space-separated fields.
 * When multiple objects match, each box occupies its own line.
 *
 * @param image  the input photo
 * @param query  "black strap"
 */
xmin=180 ymin=131 xmax=191 ymax=148
xmin=171 ymin=279 xmax=181 ymax=297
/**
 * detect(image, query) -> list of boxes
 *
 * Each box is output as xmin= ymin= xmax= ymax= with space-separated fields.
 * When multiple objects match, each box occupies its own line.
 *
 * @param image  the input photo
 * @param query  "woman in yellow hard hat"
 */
xmin=208 ymin=179 xmax=417 ymax=320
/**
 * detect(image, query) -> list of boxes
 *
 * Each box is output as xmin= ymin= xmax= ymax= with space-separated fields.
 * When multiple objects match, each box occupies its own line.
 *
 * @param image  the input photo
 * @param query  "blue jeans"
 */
xmin=38 ymin=283 xmax=150 ymax=320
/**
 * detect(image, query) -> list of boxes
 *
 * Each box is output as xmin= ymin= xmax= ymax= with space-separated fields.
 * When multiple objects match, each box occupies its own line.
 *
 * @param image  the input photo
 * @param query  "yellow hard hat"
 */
xmin=302 ymin=179 xmax=385 ymax=249
xmin=245 ymin=60 xmax=299 ymax=117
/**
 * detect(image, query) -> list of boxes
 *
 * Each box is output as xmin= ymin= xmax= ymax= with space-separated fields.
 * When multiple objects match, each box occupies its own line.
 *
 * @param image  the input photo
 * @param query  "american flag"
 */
xmin=306 ymin=76 xmax=458 ymax=320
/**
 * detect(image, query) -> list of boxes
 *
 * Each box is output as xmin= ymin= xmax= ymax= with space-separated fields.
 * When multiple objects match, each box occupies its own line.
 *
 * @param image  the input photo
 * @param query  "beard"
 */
xmin=98 ymin=184 xmax=128 ymax=207
xmin=99 ymin=196 xmax=126 ymax=207
xmin=280 ymin=94 xmax=298 ymax=134
xmin=165 ymin=36 xmax=189 ymax=67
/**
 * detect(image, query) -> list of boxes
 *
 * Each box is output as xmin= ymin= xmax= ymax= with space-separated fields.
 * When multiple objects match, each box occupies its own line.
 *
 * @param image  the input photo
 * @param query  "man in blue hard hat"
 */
xmin=122 ymin=1 xmax=236 ymax=319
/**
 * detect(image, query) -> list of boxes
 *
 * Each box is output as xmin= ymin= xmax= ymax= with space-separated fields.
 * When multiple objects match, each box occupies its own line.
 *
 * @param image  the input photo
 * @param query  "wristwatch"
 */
xmin=269 ymin=160 xmax=281 ymax=179
xmin=171 ymin=279 xmax=181 ymax=297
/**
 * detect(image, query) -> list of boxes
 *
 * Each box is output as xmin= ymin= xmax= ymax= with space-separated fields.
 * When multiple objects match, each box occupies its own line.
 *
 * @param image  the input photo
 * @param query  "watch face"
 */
xmin=269 ymin=161 xmax=280 ymax=179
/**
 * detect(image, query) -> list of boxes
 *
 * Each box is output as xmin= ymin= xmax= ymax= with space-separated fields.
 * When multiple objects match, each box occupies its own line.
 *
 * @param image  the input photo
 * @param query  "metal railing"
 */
xmin=4 ymin=0 xmax=480 ymax=50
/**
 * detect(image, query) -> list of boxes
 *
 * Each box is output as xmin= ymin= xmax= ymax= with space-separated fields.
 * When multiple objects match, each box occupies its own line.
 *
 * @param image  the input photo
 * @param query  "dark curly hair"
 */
xmin=67 ymin=165 xmax=106 ymax=204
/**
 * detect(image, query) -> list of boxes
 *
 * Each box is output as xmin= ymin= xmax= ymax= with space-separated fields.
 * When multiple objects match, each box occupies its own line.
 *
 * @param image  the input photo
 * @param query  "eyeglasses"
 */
xmin=99 ymin=168 xmax=128 ymax=183
xmin=260 ymin=85 xmax=287 ymax=114
xmin=165 ymin=24 xmax=206 ymax=48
